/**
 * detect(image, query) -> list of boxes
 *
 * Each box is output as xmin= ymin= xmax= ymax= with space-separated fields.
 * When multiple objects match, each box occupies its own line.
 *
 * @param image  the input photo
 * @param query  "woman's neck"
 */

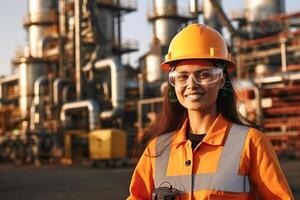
xmin=188 ymin=108 xmax=218 ymax=134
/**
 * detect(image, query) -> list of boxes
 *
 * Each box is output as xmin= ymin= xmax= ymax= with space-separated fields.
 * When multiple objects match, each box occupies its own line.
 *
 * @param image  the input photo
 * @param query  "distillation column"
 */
xmin=144 ymin=0 xmax=193 ymax=86
xmin=245 ymin=0 xmax=285 ymax=37
xmin=153 ymin=0 xmax=181 ymax=48
xmin=17 ymin=0 xmax=58 ymax=126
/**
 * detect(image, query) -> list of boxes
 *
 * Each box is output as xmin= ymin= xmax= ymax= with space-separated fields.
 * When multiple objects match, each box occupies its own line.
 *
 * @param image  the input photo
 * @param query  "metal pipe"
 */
xmin=203 ymin=0 xmax=222 ymax=33
xmin=60 ymin=100 xmax=100 ymax=131
xmin=189 ymin=0 xmax=198 ymax=15
xmin=117 ymin=0 xmax=121 ymax=59
xmin=209 ymin=0 xmax=248 ymax=38
xmin=236 ymin=54 xmax=242 ymax=79
xmin=138 ymin=73 xmax=144 ymax=99
xmin=18 ymin=59 xmax=49 ymax=119
xmin=145 ymin=53 xmax=162 ymax=83
xmin=280 ymin=38 xmax=287 ymax=72
xmin=75 ymin=0 xmax=83 ymax=100
xmin=27 ymin=0 xmax=58 ymax=58
xmin=53 ymin=78 xmax=71 ymax=105
xmin=245 ymin=0 xmax=285 ymax=22
xmin=30 ymin=76 xmax=48 ymax=131
xmin=152 ymin=0 xmax=181 ymax=47
xmin=137 ymin=100 xmax=142 ymax=134
xmin=62 ymin=84 xmax=75 ymax=104
xmin=193 ymin=0 xmax=199 ymax=23
xmin=254 ymin=71 xmax=300 ymax=84
xmin=30 ymin=103 xmax=37 ymax=131
xmin=58 ymin=0 xmax=66 ymax=76
xmin=38 ymin=36 xmax=58 ymax=57
xmin=253 ymin=83 xmax=262 ymax=126
xmin=33 ymin=76 xmax=48 ymax=105
xmin=59 ymin=0 xmax=66 ymax=38
xmin=94 ymin=57 xmax=125 ymax=119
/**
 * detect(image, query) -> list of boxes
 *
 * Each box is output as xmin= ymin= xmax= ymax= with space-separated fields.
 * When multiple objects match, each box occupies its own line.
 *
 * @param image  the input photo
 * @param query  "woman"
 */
xmin=128 ymin=24 xmax=293 ymax=200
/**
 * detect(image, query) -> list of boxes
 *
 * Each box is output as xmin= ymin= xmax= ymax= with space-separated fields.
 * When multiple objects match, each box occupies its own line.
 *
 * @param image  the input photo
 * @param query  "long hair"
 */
xmin=214 ymin=61 xmax=259 ymax=129
xmin=145 ymin=60 xmax=259 ymax=147
xmin=145 ymin=84 xmax=187 ymax=143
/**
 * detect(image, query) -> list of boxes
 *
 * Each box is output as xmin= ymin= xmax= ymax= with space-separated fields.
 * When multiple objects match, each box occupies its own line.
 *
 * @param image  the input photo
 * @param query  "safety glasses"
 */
xmin=169 ymin=67 xmax=223 ymax=87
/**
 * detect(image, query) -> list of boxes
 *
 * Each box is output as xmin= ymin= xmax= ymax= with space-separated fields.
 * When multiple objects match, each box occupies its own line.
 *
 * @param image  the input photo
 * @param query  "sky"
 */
xmin=0 ymin=0 xmax=299 ymax=76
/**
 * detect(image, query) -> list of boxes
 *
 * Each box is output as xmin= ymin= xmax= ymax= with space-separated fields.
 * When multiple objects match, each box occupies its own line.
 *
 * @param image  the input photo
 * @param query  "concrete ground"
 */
xmin=0 ymin=159 xmax=299 ymax=200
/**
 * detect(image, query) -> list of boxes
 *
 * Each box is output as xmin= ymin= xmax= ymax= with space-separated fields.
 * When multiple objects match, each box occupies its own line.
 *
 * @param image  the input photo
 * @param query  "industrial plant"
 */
xmin=0 ymin=0 xmax=299 ymax=166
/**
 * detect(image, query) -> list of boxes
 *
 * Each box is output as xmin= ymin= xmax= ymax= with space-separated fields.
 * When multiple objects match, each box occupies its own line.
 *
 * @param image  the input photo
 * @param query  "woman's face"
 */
xmin=172 ymin=60 xmax=225 ymax=112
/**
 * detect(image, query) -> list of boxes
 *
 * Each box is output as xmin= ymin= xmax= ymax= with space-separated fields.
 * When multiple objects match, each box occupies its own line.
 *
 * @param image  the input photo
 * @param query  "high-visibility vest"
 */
xmin=154 ymin=124 xmax=251 ymax=194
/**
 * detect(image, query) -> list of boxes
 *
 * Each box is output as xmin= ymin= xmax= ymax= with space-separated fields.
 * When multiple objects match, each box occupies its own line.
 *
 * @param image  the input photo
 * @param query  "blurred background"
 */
xmin=0 ymin=0 xmax=299 ymax=199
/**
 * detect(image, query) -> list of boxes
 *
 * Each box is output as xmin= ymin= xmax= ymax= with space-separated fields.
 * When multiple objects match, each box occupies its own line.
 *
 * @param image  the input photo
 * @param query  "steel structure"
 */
xmin=0 ymin=0 xmax=300 ymax=164
xmin=0 ymin=0 xmax=139 ymax=164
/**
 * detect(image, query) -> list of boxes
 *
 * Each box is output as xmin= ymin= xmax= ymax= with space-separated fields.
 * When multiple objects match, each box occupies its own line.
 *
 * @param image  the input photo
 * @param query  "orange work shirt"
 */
xmin=128 ymin=114 xmax=294 ymax=200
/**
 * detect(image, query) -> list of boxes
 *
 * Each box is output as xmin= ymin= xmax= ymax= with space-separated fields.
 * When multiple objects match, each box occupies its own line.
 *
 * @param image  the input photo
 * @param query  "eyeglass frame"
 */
xmin=168 ymin=67 xmax=224 ymax=88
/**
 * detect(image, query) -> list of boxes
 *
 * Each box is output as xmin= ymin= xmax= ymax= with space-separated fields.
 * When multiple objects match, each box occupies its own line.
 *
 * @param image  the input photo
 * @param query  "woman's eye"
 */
xmin=177 ymin=74 xmax=188 ymax=80
xmin=196 ymin=72 xmax=211 ymax=79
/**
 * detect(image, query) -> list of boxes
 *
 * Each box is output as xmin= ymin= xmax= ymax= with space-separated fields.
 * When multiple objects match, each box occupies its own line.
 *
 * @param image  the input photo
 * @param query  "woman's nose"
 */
xmin=186 ymin=74 xmax=198 ymax=89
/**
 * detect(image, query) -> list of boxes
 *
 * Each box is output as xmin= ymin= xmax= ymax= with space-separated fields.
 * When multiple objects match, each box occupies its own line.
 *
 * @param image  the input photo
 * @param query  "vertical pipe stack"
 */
xmin=144 ymin=0 xmax=182 ymax=85
xmin=153 ymin=0 xmax=181 ymax=48
xmin=203 ymin=0 xmax=222 ymax=33
xmin=92 ymin=0 xmax=115 ymax=57
xmin=18 ymin=59 xmax=48 ymax=120
xmin=245 ymin=0 xmax=285 ymax=37
xmin=27 ymin=0 xmax=57 ymax=57
xmin=18 ymin=0 xmax=58 ymax=123
xmin=75 ymin=0 xmax=83 ymax=100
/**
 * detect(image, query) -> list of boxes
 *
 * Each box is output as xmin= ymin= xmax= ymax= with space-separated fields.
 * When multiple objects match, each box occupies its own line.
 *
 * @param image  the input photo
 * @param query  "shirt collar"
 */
xmin=172 ymin=118 xmax=189 ymax=146
xmin=173 ymin=114 xmax=231 ymax=147
xmin=202 ymin=114 xmax=230 ymax=146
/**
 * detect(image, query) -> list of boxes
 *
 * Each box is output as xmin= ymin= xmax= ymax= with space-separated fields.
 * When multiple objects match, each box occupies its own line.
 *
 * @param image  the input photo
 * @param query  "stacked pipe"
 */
xmin=18 ymin=0 xmax=58 ymax=126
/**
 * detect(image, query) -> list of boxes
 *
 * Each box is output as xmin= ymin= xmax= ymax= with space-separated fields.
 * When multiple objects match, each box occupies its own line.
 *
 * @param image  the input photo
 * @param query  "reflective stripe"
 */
xmin=154 ymin=132 xmax=174 ymax=188
xmin=217 ymin=124 xmax=249 ymax=174
xmin=154 ymin=123 xmax=250 ymax=193
xmin=193 ymin=173 xmax=250 ymax=192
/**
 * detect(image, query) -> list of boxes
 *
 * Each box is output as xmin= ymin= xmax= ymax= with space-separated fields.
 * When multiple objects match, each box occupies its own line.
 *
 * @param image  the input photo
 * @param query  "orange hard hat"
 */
xmin=161 ymin=24 xmax=235 ymax=72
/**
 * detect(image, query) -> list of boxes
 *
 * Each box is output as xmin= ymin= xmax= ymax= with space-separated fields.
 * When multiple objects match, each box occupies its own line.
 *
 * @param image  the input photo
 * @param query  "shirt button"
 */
xmin=185 ymin=160 xmax=191 ymax=166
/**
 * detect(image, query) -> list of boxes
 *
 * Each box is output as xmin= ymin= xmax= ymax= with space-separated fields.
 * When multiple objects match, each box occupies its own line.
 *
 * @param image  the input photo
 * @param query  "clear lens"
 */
xmin=169 ymin=68 xmax=223 ymax=87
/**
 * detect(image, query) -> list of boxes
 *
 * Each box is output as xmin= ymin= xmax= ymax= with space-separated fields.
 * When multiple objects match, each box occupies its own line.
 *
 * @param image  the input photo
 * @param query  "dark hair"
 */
xmin=214 ymin=60 xmax=259 ymax=129
xmin=145 ymin=60 xmax=259 ymax=145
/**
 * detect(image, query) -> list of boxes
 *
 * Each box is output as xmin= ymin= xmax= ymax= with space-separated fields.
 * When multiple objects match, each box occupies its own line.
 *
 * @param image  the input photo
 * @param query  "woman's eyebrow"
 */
xmin=176 ymin=70 xmax=188 ymax=73
xmin=176 ymin=68 xmax=212 ymax=73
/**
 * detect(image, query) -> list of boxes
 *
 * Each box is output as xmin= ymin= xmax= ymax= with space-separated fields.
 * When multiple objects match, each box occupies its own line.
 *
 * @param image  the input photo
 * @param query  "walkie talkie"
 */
xmin=152 ymin=184 xmax=180 ymax=200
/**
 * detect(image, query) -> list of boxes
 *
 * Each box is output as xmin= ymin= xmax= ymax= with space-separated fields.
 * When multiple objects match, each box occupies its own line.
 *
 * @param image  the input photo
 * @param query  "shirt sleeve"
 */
xmin=248 ymin=131 xmax=294 ymax=200
xmin=127 ymin=146 xmax=155 ymax=200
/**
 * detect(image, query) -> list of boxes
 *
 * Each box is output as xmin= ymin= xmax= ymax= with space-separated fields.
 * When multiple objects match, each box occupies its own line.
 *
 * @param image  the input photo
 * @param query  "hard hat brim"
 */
xmin=161 ymin=58 xmax=236 ymax=73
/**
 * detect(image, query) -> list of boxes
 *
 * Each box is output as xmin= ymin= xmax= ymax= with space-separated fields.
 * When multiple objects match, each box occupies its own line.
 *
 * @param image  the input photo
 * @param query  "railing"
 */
xmin=229 ymin=9 xmax=244 ymax=20
xmin=121 ymin=38 xmax=138 ymax=50
xmin=137 ymin=97 xmax=163 ymax=133
xmin=97 ymin=0 xmax=137 ymax=10
xmin=147 ymin=5 xmax=193 ymax=19
xmin=113 ymin=38 xmax=138 ymax=50
xmin=119 ymin=0 xmax=137 ymax=10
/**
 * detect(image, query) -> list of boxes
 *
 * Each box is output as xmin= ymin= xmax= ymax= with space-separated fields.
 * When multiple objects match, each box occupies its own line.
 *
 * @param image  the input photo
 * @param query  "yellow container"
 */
xmin=89 ymin=129 xmax=127 ymax=160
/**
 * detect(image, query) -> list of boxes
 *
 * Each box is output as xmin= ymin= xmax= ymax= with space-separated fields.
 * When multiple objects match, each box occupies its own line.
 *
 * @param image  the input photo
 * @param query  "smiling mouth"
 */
xmin=185 ymin=93 xmax=204 ymax=100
